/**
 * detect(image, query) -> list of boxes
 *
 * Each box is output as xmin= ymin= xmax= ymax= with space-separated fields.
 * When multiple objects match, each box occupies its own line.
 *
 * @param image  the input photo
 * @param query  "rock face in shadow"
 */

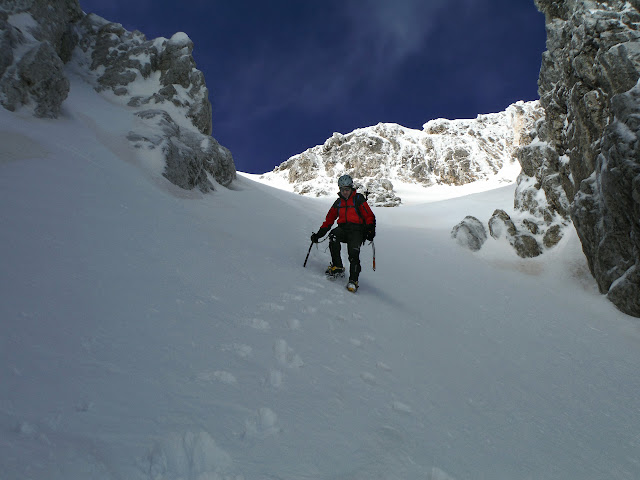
xmin=533 ymin=0 xmax=640 ymax=316
xmin=0 ymin=0 xmax=235 ymax=192
xmin=454 ymin=1 xmax=639 ymax=317
xmin=0 ymin=0 xmax=82 ymax=117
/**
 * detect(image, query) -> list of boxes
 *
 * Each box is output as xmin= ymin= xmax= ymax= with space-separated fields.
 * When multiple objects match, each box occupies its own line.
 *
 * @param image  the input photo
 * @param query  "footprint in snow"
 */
xmin=196 ymin=371 xmax=237 ymax=385
xmin=221 ymin=343 xmax=253 ymax=359
xmin=281 ymin=292 xmax=303 ymax=302
xmin=301 ymin=306 xmax=318 ymax=315
xmin=295 ymin=286 xmax=316 ymax=294
xmin=263 ymin=369 xmax=284 ymax=389
xmin=392 ymin=401 xmax=413 ymax=414
xmin=146 ymin=430 xmax=236 ymax=479
xmin=305 ymin=280 xmax=325 ymax=290
xmin=242 ymin=407 xmax=281 ymax=439
xmin=258 ymin=302 xmax=286 ymax=312
xmin=376 ymin=361 xmax=392 ymax=372
xmin=360 ymin=372 xmax=377 ymax=385
xmin=320 ymin=297 xmax=345 ymax=306
xmin=273 ymin=339 xmax=303 ymax=369
xmin=285 ymin=318 xmax=302 ymax=331
xmin=241 ymin=317 xmax=270 ymax=331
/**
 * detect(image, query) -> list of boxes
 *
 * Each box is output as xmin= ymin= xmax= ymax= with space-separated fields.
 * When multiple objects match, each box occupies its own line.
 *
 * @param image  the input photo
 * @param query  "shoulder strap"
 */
xmin=353 ymin=193 xmax=366 ymax=223
xmin=332 ymin=197 xmax=342 ymax=220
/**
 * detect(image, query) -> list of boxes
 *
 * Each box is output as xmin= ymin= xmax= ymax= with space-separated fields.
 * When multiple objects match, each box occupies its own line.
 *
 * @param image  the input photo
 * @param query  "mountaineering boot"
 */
xmin=346 ymin=280 xmax=358 ymax=292
xmin=325 ymin=264 xmax=345 ymax=279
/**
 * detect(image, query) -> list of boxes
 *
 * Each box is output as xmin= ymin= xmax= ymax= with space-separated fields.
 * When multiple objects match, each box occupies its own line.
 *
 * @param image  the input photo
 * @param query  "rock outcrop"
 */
xmin=451 ymin=216 xmax=487 ymax=252
xmin=455 ymin=1 xmax=640 ymax=317
xmin=535 ymin=0 xmax=640 ymax=316
xmin=263 ymin=101 xmax=543 ymax=207
xmin=0 ymin=0 xmax=82 ymax=117
xmin=488 ymin=209 xmax=543 ymax=258
xmin=0 ymin=0 xmax=235 ymax=192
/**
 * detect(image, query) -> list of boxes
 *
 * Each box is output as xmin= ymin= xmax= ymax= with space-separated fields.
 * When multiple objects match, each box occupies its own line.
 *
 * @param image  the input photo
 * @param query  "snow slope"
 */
xmin=1 ymin=74 xmax=640 ymax=480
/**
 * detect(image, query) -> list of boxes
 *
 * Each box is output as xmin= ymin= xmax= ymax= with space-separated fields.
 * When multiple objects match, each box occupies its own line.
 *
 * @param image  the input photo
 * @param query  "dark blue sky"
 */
xmin=77 ymin=0 xmax=547 ymax=174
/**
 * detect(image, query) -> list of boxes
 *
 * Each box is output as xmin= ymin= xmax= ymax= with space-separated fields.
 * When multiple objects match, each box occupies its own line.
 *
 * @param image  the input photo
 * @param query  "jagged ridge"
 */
xmin=261 ymin=101 xmax=542 ymax=207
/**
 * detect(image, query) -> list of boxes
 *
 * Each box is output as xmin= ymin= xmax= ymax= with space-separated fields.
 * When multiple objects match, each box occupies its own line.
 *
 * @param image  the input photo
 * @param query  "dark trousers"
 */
xmin=329 ymin=223 xmax=364 ymax=282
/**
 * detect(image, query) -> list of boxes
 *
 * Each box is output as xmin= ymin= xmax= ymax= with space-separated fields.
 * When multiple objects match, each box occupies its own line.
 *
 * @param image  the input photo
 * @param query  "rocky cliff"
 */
xmin=0 ymin=0 xmax=235 ymax=192
xmin=262 ymin=101 xmax=543 ymax=207
xmin=454 ymin=1 xmax=640 ymax=317
xmin=531 ymin=0 xmax=639 ymax=317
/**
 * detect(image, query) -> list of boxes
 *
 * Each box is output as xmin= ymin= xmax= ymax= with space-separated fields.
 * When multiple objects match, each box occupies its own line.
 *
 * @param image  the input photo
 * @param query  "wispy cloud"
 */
xmin=343 ymin=0 xmax=448 ymax=70
xmin=216 ymin=0 xmax=462 ymax=126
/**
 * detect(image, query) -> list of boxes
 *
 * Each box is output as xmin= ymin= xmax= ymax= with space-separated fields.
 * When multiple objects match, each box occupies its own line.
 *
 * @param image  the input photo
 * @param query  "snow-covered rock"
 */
xmin=451 ymin=216 xmax=487 ymax=252
xmin=531 ymin=0 xmax=640 ymax=317
xmin=2 ymin=40 xmax=69 ymax=118
xmin=0 ymin=1 xmax=82 ymax=117
xmin=489 ymin=209 xmax=543 ymax=258
xmin=453 ymin=1 xmax=640 ymax=315
xmin=0 ymin=0 xmax=235 ymax=192
xmin=261 ymin=101 xmax=543 ymax=206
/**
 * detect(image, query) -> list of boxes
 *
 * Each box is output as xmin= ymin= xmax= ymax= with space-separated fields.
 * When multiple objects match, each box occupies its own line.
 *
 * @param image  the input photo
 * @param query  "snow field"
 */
xmin=1 ymin=73 xmax=640 ymax=480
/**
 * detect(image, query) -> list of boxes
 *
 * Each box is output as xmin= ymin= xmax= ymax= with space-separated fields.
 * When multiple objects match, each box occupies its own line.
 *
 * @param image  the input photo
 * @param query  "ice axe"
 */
xmin=372 ymin=240 xmax=376 ymax=271
xmin=363 ymin=189 xmax=376 ymax=271
xmin=303 ymin=241 xmax=314 ymax=268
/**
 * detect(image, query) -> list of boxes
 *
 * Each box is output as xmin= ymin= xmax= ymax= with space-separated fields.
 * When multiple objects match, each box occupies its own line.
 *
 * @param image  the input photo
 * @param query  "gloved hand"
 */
xmin=365 ymin=225 xmax=375 ymax=241
xmin=311 ymin=227 xmax=329 ymax=243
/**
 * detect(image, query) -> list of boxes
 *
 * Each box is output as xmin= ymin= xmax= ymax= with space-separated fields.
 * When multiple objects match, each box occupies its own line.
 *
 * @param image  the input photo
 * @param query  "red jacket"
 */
xmin=320 ymin=190 xmax=375 ymax=230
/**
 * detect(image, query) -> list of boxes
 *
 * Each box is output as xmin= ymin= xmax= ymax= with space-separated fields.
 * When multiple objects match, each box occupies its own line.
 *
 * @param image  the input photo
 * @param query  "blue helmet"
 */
xmin=338 ymin=174 xmax=353 ymax=188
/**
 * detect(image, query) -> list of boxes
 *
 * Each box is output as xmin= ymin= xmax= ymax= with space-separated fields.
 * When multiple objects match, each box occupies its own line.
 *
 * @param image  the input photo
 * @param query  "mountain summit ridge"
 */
xmin=261 ymin=100 xmax=543 ymax=207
